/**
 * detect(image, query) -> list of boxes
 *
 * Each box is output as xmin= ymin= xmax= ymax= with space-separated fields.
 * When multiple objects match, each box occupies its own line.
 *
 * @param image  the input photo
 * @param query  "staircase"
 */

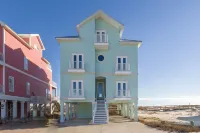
xmin=93 ymin=100 xmax=108 ymax=124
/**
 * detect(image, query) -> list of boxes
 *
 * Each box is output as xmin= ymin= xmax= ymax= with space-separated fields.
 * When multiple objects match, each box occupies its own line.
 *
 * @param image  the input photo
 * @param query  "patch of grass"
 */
xmin=139 ymin=117 xmax=200 ymax=132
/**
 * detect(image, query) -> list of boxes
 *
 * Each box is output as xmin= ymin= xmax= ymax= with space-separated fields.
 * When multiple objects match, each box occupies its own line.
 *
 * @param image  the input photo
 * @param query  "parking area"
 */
xmin=0 ymin=116 xmax=167 ymax=133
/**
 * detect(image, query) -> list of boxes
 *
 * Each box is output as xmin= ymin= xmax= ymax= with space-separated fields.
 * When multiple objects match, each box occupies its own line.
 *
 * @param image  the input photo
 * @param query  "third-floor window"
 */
xmin=72 ymin=54 xmax=84 ymax=69
xmin=96 ymin=30 xmax=107 ymax=43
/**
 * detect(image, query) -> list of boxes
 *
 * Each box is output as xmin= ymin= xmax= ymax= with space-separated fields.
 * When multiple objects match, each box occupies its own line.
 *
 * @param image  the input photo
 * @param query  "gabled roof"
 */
xmin=18 ymin=34 xmax=45 ymax=50
xmin=76 ymin=10 xmax=124 ymax=38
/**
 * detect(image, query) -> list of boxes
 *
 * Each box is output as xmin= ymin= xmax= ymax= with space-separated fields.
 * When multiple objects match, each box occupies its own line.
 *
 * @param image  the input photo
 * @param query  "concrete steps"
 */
xmin=93 ymin=100 xmax=108 ymax=124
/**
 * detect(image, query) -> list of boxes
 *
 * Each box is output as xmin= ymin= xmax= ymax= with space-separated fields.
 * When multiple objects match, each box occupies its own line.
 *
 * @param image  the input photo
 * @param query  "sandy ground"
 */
xmin=139 ymin=109 xmax=200 ymax=125
xmin=0 ymin=116 xmax=167 ymax=133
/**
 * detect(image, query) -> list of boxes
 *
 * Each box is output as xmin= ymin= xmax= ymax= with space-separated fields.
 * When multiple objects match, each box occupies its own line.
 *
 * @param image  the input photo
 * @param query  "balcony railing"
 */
xmin=31 ymin=96 xmax=48 ymax=104
xmin=68 ymin=89 xmax=85 ymax=99
xmin=68 ymin=61 xmax=85 ymax=72
xmin=116 ymin=89 xmax=130 ymax=98
xmin=115 ymin=63 xmax=131 ymax=75
xmin=0 ymin=84 xmax=4 ymax=94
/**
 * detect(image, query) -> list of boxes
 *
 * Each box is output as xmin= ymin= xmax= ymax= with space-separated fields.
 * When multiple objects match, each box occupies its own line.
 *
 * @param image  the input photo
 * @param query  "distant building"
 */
xmin=0 ymin=22 xmax=57 ymax=119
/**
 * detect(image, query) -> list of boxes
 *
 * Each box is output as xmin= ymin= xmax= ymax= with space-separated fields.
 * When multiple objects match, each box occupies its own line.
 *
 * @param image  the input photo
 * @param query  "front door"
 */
xmin=97 ymin=82 xmax=104 ymax=100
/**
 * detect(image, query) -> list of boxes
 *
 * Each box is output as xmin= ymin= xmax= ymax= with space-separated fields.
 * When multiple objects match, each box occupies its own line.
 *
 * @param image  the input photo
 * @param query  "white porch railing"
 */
xmin=30 ymin=96 xmax=48 ymax=104
xmin=0 ymin=84 xmax=4 ymax=94
xmin=69 ymin=89 xmax=85 ymax=98
xmin=115 ymin=63 xmax=130 ymax=71
xmin=105 ymin=101 xmax=109 ymax=123
xmin=69 ymin=61 xmax=84 ymax=69
xmin=95 ymin=34 xmax=108 ymax=43
xmin=92 ymin=102 xmax=97 ymax=123
xmin=116 ymin=89 xmax=130 ymax=97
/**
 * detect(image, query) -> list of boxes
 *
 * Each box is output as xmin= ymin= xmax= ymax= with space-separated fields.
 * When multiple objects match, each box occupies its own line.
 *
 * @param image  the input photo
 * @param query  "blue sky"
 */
xmin=1 ymin=0 xmax=200 ymax=105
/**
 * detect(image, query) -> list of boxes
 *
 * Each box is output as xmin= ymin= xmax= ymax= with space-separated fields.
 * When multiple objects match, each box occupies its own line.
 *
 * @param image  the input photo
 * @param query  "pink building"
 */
xmin=0 ymin=22 xmax=57 ymax=119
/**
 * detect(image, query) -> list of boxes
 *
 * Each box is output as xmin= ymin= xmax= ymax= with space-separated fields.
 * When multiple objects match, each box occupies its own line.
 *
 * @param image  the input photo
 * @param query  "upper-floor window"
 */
xmin=116 ymin=81 xmax=128 ymax=97
xmin=71 ymin=54 xmax=84 ymax=69
xmin=9 ymin=76 xmax=14 ymax=92
xmin=24 ymin=57 xmax=28 ymax=70
xmin=71 ymin=80 xmax=83 ymax=96
xmin=26 ymin=82 xmax=30 ymax=95
xmin=96 ymin=30 xmax=107 ymax=43
xmin=46 ymin=88 xmax=50 ymax=98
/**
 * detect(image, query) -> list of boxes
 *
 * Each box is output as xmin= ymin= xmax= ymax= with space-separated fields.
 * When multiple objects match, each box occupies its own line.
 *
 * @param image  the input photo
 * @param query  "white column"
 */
xmin=21 ymin=101 xmax=25 ymax=118
xmin=12 ymin=101 xmax=17 ymax=119
xmin=60 ymin=101 xmax=64 ymax=123
xmin=127 ymin=104 xmax=130 ymax=118
xmin=40 ymin=104 xmax=45 ymax=117
xmin=134 ymin=101 xmax=138 ymax=121
xmin=1 ymin=100 xmax=6 ymax=119
xmin=124 ymin=104 xmax=127 ymax=117
xmin=65 ymin=103 xmax=69 ymax=120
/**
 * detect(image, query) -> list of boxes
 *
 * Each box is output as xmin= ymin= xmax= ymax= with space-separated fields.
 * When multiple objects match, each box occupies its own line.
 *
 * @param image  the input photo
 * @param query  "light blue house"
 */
xmin=56 ymin=10 xmax=142 ymax=124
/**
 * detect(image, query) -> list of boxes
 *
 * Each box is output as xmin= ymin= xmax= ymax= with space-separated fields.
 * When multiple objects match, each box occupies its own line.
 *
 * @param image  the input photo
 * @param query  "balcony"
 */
xmin=30 ymin=96 xmax=50 ymax=104
xmin=0 ymin=84 xmax=4 ymax=94
xmin=68 ymin=61 xmax=85 ymax=73
xmin=115 ymin=63 xmax=131 ymax=75
xmin=68 ymin=89 xmax=85 ymax=100
xmin=94 ymin=34 xmax=108 ymax=50
xmin=114 ymin=89 xmax=131 ymax=100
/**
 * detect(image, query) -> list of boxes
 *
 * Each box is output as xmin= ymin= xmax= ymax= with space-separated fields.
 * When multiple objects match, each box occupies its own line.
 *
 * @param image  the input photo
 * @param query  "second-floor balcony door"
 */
xmin=117 ymin=57 xmax=127 ymax=71
xmin=73 ymin=54 xmax=83 ymax=69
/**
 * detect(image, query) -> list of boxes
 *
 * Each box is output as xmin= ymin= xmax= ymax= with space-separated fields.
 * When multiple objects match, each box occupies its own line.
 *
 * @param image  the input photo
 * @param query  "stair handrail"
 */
xmin=92 ymin=102 xmax=97 ymax=123
xmin=105 ymin=100 xmax=109 ymax=123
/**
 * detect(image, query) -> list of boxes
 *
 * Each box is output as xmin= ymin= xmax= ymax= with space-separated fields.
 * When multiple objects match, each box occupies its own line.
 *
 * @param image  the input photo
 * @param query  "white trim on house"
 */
xmin=120 ymin=41 xmax=142 ymax=48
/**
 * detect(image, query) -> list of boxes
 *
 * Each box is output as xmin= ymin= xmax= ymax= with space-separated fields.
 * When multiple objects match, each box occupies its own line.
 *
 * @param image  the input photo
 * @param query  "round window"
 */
xmin=98 ymin=55 xmax=104 ymax=61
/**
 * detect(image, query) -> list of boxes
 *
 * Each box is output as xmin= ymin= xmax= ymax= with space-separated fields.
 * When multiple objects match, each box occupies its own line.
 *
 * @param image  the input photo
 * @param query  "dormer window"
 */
xmin=96 ymin=30 xmax=107 ymax=43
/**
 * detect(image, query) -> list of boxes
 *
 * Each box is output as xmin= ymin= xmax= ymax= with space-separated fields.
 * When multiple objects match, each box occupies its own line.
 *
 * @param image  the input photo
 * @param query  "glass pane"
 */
xmin=79 ymin=61 xmax=82 ymax=69
xmin=118 ymin=58 xmax=121 ymax=63
xmin=123 ymin=83 xmax=126 ymax=96
xmin=97 ymin=34 xmax=100 ymax=42
xmin=73 ymin=55 xmax=77 ymax=61
xmin=73 ymin=82 xmax=76 ymax=89
xmin=78 ymin=82 xmax=82 ymax=89
xmin=123 ymin=63 xmax=126 ymax=71
xmin=118 ymin=63 xmax=121 ymax=70
xmin=74 ymin=61 xmax=77 ymax=69
xmin=79 ymin=55 xmax=82 ymax=61
xmin=98 ymin=83 xmax=103 ymax=97
xmin=123 ymin=58 xmax=126 ymax=63
xmin=118 ymin=83 xmax=121 ymax=96
xmin=102 ymin=34 xmax=105 ymax=42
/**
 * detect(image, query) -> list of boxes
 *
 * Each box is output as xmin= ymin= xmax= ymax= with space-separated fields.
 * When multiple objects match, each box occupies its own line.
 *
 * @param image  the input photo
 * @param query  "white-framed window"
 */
xmin=9 ymin=76 xmax=14 ymax=92
xmin=116 ymin=56 xmax=127 ymax=71
xmin=24 ymin=57 xmax=28 ymax=70
xmin=116 ymin=81 xmax=128 ymax=97
xmin=71 ymin=80 xmax=83 ymax=96
xmin=72 ymin=54 xmax=84 ymax=69
xmin=96 ymin=30 xmax=107 ymax=43
xmin=26 ymin=82 xmax=30 ymax=95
